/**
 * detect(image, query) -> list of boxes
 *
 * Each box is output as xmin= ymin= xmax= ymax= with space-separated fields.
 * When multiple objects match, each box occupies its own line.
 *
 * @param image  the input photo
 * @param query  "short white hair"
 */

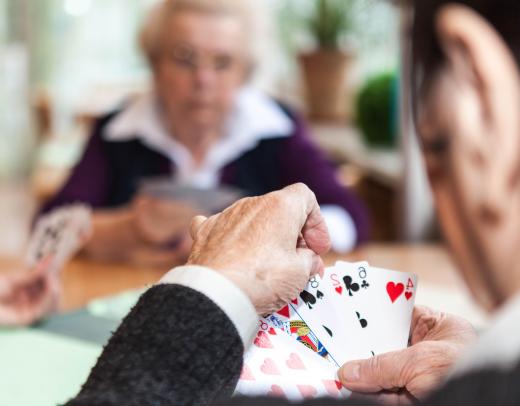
xmin=139 ymin=0 xmax=268 ymax=69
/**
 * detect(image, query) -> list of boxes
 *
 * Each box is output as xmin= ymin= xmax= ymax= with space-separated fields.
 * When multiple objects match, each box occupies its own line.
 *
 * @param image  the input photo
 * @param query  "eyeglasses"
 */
xmin=163 ymin=42 xmax=245 ymax=74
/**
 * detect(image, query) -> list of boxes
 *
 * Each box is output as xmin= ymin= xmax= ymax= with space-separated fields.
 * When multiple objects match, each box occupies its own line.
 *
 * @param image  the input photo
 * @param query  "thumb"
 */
xmin=296 ymin=247 xmax=324 ymax=279
xmin=189 ymin=215 xmax=208 ymax=240
xmin=339 ymin=348 xmax=414 ymax=393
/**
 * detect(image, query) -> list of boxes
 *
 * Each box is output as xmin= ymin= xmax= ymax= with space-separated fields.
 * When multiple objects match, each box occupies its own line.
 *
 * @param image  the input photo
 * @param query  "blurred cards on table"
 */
xmin=25 ymin=204 xmax=92 ymax=273
xmin=236 ymin=261 xmax=418 ymax=401
xmin=138 ymin=177 xmax=243 ymax=213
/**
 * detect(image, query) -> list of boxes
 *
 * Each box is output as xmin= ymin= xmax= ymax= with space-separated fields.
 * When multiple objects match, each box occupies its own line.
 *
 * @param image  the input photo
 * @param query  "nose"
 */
xmin=193 ymin=66 xmax=217 ymax=89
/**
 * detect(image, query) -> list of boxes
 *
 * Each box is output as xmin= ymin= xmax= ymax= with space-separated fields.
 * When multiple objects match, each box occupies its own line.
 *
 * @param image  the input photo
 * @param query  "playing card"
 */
xmin=25 ymin=204 xmax=92 ymax=273
xmin=326 ymin=261 xmax=418 ymax=362
xmin=236 ymin=261 xmax=417 ymax=401
xmin=262 ymin=313 xmax=333 ymax=364
xmin=287 ymin=268 xmax=367 ymax=367
xmin=235 ymin=324 xmax=350 ymax=401
xmin=138 ymin=177 xmax=243 ymax=213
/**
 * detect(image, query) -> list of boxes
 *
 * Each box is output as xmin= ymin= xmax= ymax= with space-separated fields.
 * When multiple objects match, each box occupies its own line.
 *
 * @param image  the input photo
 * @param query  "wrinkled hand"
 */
xmin=0 ymin=262 xmax=60 ymax=326
xmin=339 ymin=306 xmax=477 ymax=405
xmin=187 ymin=183 xmax=331 ymax=314
xmin=133 ymin=196 xmax=201 ymax=246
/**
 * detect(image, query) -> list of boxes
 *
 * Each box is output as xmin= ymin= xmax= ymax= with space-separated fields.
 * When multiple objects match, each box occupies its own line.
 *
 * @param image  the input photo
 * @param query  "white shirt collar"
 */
xmin=104 ymin=87 xmax=294 ymax=188
xmin=450 ymin=292 xmax=520 ymax=378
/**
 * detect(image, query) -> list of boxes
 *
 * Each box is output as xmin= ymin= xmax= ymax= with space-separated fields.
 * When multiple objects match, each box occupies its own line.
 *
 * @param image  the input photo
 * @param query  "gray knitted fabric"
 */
xmin=66 ymin=284 xmax=243 ymax=406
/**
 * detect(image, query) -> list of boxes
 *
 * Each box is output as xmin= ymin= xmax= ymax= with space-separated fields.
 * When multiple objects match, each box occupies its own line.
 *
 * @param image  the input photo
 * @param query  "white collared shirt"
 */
xmin=104 ymin=87 xmax=357 ymax=253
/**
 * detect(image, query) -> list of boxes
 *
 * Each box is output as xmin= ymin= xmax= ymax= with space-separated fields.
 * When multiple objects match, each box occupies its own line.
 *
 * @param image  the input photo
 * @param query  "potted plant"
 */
xmin=298 ymin=0 xmax=357 ymax=122
xmin=356 ymin=71 xmax=399 ymax=148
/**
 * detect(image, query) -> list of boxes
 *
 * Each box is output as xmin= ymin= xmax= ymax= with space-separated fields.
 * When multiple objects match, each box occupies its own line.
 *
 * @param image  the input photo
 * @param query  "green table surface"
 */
xmin=0 ymin=289 xmax=142 ymax=406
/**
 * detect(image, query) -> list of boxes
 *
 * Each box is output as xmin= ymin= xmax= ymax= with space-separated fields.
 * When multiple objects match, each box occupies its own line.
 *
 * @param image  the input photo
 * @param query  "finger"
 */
xmin=339 ymin=348 xmax=414 ymax=393
xmin=0 ymin=276 xmax=57 ymax=327
xmin=2 ymin=266 xmax=46 ymax=295
xmin=40 ymin=272 xmax=62 ymax=314
xmin=409 ymin=306 xmax=436 ymax=344
xmin=189 ymin=215 xmax=208 ymax=240
xmin=281 ymin=183 xmax=331 ymax=255
xmin=295 ymin=248 xmax=323 ymax=281
xmin=0 ymin=275 xmax=14 ymax=297
xmin=33 ymin=256 xmax=53 ymax=274
xmin=132 ymin=195 xmax=152 ymax=209
xmin=296 ymin=237 xmax=325 ymax=278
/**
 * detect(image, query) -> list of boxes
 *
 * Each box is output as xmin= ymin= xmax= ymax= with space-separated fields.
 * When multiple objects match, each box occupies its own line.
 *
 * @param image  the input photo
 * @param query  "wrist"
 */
xmin=186 ymin=257 xmax=265 ymax=313
xmin=85 ymin=208 xmax=140 ymax=260
xmin=218 ymin=271 xmax=281 ymax=315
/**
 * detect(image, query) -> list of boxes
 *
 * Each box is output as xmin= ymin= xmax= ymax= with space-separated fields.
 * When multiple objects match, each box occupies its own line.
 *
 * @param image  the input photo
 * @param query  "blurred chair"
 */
xmin=31 ymin=88 xmax=53 ymax=140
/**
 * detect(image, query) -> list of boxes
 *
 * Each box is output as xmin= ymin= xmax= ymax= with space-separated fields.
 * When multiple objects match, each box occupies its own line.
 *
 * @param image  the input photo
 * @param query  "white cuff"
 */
xmin=158 ymin=265 xmax=258 ymax=346
xmin=321 ymin=205 xmax=357 ymax=253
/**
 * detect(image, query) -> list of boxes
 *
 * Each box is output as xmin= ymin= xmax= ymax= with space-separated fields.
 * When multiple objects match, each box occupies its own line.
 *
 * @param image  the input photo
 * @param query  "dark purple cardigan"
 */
xmin=40 ymin=107 xmax=369 ymax=243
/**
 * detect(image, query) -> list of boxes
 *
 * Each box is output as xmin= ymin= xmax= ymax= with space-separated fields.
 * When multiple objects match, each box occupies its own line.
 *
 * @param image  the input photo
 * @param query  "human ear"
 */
xmin=435 ymin=4 xmax=520 ymax=220
xmin=430 ymin=4 xmax=520 ymax=309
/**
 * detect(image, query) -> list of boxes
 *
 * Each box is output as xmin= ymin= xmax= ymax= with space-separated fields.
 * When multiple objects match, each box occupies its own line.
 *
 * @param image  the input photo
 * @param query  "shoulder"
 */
xmin=87 ymin=109 xmax=125 ymax=150
xmin=89 ymin=107 xmax=155 ymax=155
xmin=85 ymin=108 xmax=169 ymax=179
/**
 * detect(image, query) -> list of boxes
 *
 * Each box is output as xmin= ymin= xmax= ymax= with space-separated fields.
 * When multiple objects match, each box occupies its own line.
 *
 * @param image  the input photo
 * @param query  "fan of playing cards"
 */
xmin=25 ymin=205 xmax=92 ymax=273
xmin=236 ymin=261 xmax=418 ymax=401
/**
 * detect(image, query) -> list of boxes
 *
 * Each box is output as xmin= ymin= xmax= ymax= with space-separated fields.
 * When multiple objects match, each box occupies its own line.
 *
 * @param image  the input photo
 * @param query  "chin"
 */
xmin=190 ymin=112 xmax=220 ymax=128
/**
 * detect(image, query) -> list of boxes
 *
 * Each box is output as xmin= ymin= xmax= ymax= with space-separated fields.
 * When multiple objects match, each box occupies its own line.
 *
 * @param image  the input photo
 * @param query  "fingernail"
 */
xmin=341 ymin=362 xmax=360 ymax=382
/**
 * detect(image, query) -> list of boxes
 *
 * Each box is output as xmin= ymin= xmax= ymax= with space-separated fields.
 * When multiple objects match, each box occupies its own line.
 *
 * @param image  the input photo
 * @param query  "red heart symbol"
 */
xmin=260 ymin=358 xmax=280 ymax=375
xmin=268 ymin=384 xmax=285 ymax=397
xmin=386 ymin=282 xmax=405 ymax=303
xmin=297 ymin=384 xmax=318 ymax=397
xmin=286 ymin=352 xmax=305 ymax=370
xmin=267 ymin=327 xmax=277 ymax=335
xmin=335 ymin=286 xmax=343 ymax=295
xmin=322 ymin=380 xmax=341 ymax=396
xmin=240 ymin=364 xmax=255 ymax=381
xmin=291 ymin=298 xmax=298 ymax=305
xmin=254 ymin=331 xmax=273 ymax=348
xmin=276 ymin=305 xmax=290 ymax=318
xmin=405 ymin=291 xmax=413 ymax=301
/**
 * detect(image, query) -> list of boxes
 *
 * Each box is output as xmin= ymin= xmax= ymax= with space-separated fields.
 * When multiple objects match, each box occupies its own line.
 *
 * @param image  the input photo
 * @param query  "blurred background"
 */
xmin=0 ymin=0 xmax=434 ymax=256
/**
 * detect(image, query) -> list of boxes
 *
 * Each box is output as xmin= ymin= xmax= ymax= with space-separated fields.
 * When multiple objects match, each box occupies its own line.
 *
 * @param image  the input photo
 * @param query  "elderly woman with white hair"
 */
xmin=38 ymin=0 xmax=369 ymax=265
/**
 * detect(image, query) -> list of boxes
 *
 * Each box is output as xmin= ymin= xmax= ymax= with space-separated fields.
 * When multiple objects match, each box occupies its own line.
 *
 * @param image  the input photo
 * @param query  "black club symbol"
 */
xmin=343 ymin=276 xmax=359 ymax=297
xmin=361 ymin=280 xmax=370 ymax=289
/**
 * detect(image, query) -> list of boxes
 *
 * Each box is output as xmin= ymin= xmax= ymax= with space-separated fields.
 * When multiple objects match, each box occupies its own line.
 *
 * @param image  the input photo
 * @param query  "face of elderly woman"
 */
xmin=153 ymin=10 xmax=248 ymax=134
xmin=416 ymin=5 xmax=520 ymax=311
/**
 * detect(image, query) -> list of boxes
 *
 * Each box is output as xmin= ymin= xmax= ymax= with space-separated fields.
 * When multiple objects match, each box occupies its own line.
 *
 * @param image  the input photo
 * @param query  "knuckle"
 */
xmin=289 ymin=183 xmax=315 ymax=202
xmin=239 ymin=195 xmax=261 ymax=211
xmin=408 ymin=342 xmax=455 ymax=376
xmin=366 ymin=355 xmax=385 ymax=380
xmin=267 ymin=190 xmax=291 ymax=212
xmin=289 ymin=182 xmax=310 ymax=193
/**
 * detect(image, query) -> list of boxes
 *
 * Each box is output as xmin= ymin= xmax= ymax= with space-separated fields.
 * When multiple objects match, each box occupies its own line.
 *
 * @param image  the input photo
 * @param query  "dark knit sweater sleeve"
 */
xmin=65 ymin=284 xmax=244 ymax=406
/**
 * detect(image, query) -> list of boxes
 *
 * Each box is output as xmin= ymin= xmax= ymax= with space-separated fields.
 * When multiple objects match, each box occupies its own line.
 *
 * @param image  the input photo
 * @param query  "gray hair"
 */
xmin=139 ymin=0 xmax=266 ymax=69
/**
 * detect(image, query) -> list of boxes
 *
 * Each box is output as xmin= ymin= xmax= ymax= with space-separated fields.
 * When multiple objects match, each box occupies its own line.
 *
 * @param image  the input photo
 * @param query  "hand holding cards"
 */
xmin=26 ymin=205 xmax=92 ymax=273
xmin=235 ymin=261 xmax=418 ymax=401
